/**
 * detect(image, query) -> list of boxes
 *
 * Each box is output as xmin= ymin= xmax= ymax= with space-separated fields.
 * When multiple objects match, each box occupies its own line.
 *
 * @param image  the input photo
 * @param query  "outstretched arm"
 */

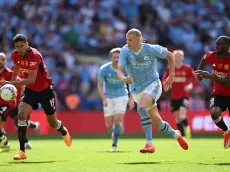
xmin=9 ymin=69 xmax=37 ymax=86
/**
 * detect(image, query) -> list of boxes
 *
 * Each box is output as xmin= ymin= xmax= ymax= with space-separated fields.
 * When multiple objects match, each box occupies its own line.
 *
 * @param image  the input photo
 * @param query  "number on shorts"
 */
xmin=0 ymin=106 xmax=7 ymax=115
xmin=50 ymin=98 xmax=55 ymax=109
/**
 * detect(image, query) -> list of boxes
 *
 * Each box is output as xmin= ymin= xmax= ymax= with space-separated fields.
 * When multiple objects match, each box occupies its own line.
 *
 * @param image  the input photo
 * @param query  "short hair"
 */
xmin=217 ymin=35 xmax=230 ymax=45
xmin=109 ymin=47 xmax=121 ymax=57
xmin=173 ymin=50 xmax=184 ymax=56
xmin=0 ymin=52 xmax=6 ymax=58
xmin=126 ymin=28 xmax=144 ymax=41
xmin=13 ymin=34 xmax=27 ymax=43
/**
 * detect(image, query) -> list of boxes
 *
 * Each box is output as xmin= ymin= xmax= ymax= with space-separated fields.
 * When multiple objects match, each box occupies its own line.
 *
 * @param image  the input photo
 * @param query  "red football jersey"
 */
xmin=204 ymin=51 xmax=230 ymax=96
xmin=162 ymin=64 xmax=197 ymax=100
xmin=11 ymin=47 xmax=53 ymax=91
xmin=0 ymin=67 xmax=22 ymax=102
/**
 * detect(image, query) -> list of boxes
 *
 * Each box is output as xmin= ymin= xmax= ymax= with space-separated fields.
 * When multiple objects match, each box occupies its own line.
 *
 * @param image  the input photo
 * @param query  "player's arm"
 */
xmin=166 ymin=51 xmax=175 ymax=78
xmin=199 ymin=72 xmax=230 ymax=87
xmin=185 ymin=67 xmax=197 ymax=92
xmin=117 ymin=48 xmax=132 ymax=84
xmin=195 ymin=54 xmax=209 ymax=82
xmin=11 ymin=64 xmax=21 ymax=81
xmin=97 ymin=81 xmax=106 ymax=102
xmin=197 ymin=56 xmax=207 ymax=70
xmin=163 ymin=51 xmax=175 ymax=91
xmin=9 ymin=69 xmax=37 ymax=86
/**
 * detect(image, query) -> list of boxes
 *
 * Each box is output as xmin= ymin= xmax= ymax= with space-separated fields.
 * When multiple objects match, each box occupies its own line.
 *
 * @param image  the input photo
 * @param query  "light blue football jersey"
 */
xmin=118 ymin=43 xmax=168 ymax=94
xmin=98 ymin=62 xmax=128 ymax=98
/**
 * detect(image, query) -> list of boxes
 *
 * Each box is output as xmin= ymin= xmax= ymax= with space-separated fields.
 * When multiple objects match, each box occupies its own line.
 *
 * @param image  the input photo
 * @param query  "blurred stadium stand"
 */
xmin=0 ymin=0 xmax=229 ymax=111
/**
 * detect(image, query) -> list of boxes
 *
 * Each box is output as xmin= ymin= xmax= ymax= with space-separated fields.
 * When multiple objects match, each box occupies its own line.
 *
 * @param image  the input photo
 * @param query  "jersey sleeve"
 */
xmin=150 ymin=44 xmax=168 ymax=59
xmin=28 ymin=53 xmax=42 ymax=70
xmin=118 ymin=48 xmax=128 ymax=67
xmin=203 ymin=52 xmax=213 ymax=65
xmin=11 ymin=53 xmax=16 ymax=63
xmin=97 ymin=67 xmax=105 ymax=82
xmin=188 ymin=66 xmax=197 ymax=86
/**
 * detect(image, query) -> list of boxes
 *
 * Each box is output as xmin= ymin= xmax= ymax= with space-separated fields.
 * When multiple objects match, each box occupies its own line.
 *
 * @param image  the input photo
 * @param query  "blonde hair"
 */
xmin=0 ymin=52 xmax=6 ymax=58
xmin=109 ymin=47 xmax=121 ymax=57
xmin=126 ymin=28 xmax=144 ymax=42
xmin=173 ymin=50 xmax=184 ymax=56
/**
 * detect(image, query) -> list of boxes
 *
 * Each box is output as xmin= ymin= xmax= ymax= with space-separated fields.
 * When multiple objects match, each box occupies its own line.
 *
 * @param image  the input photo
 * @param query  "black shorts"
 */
xmin=210 ymin=94 xmax=230 ymax=112
xmin=21 ymin=86 xmax=56 ymax=115
xmin=171 ymin=98 xmax=189 ymax=112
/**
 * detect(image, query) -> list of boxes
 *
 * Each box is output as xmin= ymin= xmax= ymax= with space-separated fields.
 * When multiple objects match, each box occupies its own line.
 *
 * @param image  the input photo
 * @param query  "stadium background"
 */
xmin=1 ymin=0 xmax=230 ymax=135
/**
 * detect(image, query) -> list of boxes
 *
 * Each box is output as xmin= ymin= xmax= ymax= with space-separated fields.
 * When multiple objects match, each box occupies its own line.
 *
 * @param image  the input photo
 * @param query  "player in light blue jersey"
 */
xmin=97 ymin=48 xmax=134 ymax=152
xmin=117 ymin=28 xmax=188 ymax=153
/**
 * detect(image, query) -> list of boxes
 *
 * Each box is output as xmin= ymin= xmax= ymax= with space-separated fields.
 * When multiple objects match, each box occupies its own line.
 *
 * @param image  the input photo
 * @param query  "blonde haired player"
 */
xmin=162 ymin=50 xmax=197 ymax=139
xmin=97 ymin=48 xmax=134 ymax=152
xmin=117 ymin=28 xmax=188 ymax=153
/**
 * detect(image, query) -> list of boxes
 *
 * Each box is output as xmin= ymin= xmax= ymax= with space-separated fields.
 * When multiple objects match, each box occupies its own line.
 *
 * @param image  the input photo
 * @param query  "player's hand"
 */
xmin=163 ymin=75 xmax=174 ymax=92
xmin=121 ymin=74 xmax=132 ymax=84
xmin=195 ymin=70 xmax=211 ymax=80
xmin=0 ymin=80 xmax=9 ymax=87
xmin=128 ymin=98 xmax=135 ymax=109
xmin=103 ymin=99 xmax=107 ymax=107
xmin=184 ymin=84 xmax=192 ymax=93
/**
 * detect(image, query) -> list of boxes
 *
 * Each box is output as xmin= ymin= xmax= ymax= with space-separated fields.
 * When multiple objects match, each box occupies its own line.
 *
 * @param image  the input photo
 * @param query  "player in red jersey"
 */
xmin=163 ymin=50 xmax=197 ymax=139
xmin=0 ymin=34 xmax=72 ymax=160
xmin=0 ymin=52 xmax=40 ymax=152
xmin=195 ymin=36 xmax=230 ymax=149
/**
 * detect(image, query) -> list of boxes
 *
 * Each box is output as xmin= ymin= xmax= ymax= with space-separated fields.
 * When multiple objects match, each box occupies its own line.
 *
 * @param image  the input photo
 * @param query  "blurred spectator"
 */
xmin=0 ymin=0 xmax=229 ymax=111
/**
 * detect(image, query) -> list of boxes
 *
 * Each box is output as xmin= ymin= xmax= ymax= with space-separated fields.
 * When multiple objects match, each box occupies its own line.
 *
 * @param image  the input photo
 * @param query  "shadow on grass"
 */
xmin=9 ymin=160 xmax=57 ymax=164
xmin=118 ymin=162 xmax=162 ymax=165
xmin=198 ymin=162 xmax=230 ymax=166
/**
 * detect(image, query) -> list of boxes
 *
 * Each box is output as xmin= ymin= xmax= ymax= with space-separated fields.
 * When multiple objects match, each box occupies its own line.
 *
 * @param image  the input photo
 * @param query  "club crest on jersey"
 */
xmin=144 ymin=56 xmax=149 ymax=60
xmin=21 ymin=61 xmax=24 ymax=65
xmin=137 ymin=57 xmax=142 ymax=63
xmin=181 ymin=71 xmax=186 ymax=76
xmin=25 ymin=61 xmax=28 ymax=66
xmin=224 ymin=64 xmax=229 ymax=70
xmin=217 ymin=64 xmax=223 ymax=69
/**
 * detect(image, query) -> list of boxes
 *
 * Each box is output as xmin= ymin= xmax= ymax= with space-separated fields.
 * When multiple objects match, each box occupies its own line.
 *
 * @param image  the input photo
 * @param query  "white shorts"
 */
xmin=103 ymin=95 xmax=129 ymax=117
xmin=133 ymin=79 xmax=162 ymax=109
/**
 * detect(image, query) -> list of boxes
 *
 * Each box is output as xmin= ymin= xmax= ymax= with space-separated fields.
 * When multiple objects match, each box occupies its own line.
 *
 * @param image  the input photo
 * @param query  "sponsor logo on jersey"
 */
xmin=212 ymin=70 xmax=227 ymax=78
xmin=30 ymin=61 xmax=37 ymax=67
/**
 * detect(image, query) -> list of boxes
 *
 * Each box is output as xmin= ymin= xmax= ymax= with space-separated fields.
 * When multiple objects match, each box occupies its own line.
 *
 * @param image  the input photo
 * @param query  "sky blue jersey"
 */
xmin=98 ymin=62 xmax=128 ymax=98
xmin=118 ymin=43 xmax=168 ymax=94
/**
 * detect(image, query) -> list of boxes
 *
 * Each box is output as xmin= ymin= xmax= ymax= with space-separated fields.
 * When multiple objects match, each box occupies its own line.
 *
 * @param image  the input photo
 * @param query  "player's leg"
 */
xmin=13 ymin=102 xmax=31 ymax=160
xmin=209 ymin=95 xmax=229 ymax=148
xmin=173 ymin=110 xmax=185 ymax=137
xmin=111 ymin=96 xmax=127 ymax=152
xmin=0 ymin=118 xmax=8 ymax=148
xmin=41 ymin=87 xmax=71 ymax=147
xmin=178 ymin=106 xmax=191 ymax=139
xmin=144 ymin=80 xmax=188 ymax=150
xmin=9 ymin=108 xmax=33 ymax=150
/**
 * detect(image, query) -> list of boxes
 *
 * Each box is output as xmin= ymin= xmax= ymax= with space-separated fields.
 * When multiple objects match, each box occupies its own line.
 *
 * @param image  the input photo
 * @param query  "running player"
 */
xmin=195 ymin=35 xmax=230 ymax=148
xmin=162 ymin=50 xmax=197 ymax=139
xmin=0 ymin=34 xmax=72 ymax=160
xmin=97 ymin=48 xmax=134 ymax=152
xmin=117 ymin=28 xmax=188 ymax=153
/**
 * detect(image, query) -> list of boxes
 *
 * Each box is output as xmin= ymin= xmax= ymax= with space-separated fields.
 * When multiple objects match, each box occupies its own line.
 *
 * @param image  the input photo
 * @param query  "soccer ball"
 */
xmin=0 ymin=84 xmax=17 ymax=102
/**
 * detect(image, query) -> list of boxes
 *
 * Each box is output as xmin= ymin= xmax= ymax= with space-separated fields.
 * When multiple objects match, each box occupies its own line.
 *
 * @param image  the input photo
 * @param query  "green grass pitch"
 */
xmin=0 ymin=137 xmax=229 ymax=172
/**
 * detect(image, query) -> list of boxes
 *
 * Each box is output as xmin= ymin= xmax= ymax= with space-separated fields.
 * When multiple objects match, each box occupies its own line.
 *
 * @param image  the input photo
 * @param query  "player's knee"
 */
xmin=210 ymin=107 xmax=222 ymax=120
xmin=114 ymin=119 xmax=122 ymax=127
xmin=18 ymin=110 xmax=27 ymax=120
xmin=106 ymin=122 xmax=113 ymax=130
